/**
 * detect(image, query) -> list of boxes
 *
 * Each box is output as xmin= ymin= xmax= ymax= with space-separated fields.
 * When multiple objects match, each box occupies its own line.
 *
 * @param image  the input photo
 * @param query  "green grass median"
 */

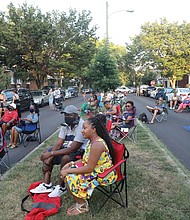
xmin=0 ymin=122 xmax=190 ymax=220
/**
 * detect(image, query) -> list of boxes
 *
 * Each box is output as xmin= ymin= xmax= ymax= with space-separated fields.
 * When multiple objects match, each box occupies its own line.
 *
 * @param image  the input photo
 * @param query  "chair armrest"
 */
xmin=97 ymin=159 xmax=126 ymax=179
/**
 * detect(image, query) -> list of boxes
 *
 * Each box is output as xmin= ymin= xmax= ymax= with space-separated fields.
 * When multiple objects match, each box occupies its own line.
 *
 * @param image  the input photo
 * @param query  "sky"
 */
xmin=1 ymin=0 xmax=190 ymax=46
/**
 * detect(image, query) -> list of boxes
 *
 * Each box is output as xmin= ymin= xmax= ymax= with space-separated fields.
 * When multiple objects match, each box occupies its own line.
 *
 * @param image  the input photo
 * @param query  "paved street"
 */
xmin=128 ymin=94 xmax=190 ymax=170
xmin=1 ymin=93 xmax=190 ymax=174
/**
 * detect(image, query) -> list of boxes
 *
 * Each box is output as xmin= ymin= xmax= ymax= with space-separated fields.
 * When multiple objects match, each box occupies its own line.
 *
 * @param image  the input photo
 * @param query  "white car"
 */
xmin=115 ymin=86 xmax=133 ymax=93
xmin=167 ymin=88 xmax=190 ymax=102
xmin=31 ymin=90 xmax=49 ymax=107
xmin=150 ymin=87 xmax=163 ymax=98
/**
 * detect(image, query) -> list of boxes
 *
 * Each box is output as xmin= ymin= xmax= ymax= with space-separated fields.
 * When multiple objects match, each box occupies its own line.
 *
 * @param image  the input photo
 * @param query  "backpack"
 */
xmin=138 ymin=112 xmax=148 ymax=123
xmin=21 ymin=181 xmax=61 ymax=220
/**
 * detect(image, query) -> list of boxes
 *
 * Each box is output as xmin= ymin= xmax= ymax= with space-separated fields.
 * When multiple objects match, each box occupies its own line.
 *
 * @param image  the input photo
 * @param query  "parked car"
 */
xmin=128 ymin=87 xmax=137 ymax=93
xmin=41 ymin=85 xmax=53 ymax=92
xmin=115 ymin=86 xmax=133 ymax=93
xmin=68 ymin=88 xmax=78 ymax=97
xmin=143 ymin=86 xmax=155 ymax=97
xmin=82 ymin=88 xmax=90 ymax=94
xmin=3 ymin=88 xmax=34 ymax=111
xmin=167 ymin=88 xmax=190 ymax=102
xmin=155 ymin=88 xmax=173 ymax=101
xmin=150 ymin=87 xmax=163 ymax=99
xmin=139 ymin=85 xmax=149 ymax=95
xmin=31 ymin=90 xmax=49 ymax=107
xmin=64 ymin=89 xmax=72 ymax=99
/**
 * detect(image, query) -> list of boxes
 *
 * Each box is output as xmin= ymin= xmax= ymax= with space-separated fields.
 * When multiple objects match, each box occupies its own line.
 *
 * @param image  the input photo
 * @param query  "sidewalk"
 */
xmin=0 ymin=121 xmax=190 ymax=220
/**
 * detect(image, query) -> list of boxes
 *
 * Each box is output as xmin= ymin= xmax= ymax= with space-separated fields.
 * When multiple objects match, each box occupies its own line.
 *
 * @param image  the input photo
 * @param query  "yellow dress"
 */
xmin=66 ymin=138 xmax=117 ymax=199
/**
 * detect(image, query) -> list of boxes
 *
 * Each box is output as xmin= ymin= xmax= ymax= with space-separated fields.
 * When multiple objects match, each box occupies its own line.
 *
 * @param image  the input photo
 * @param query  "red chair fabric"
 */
xmin=94 ymin=139 xmax=129 ymax=212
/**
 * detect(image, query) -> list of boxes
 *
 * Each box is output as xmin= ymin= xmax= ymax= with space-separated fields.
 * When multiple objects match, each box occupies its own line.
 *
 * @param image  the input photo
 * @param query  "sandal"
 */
xmin=67 ymin=200 xmax=89 ymax=216
xmin=7 ymin=143 xmax=12 ymax=148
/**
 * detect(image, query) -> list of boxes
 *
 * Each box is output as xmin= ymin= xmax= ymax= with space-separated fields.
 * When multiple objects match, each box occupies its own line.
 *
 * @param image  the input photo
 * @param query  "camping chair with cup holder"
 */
xmin=109 ymin=106 xmax=137 ymax=142
xmin=18 ymin=108 xmax=41 ymax=147
xmin=89 ymin=139 xmax=129 ymax=213
xmin=148 ymin=106 xmax=168 ymax=123
xmin=147 ymin=100 xmax=168 ymax=123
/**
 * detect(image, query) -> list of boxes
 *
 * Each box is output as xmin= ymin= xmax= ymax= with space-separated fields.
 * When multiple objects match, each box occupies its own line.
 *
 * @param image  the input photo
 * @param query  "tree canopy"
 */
xmin=127 ymin=18 xmax=190 ymax=88
xmin=0 ymin=3 xmax=97 ymax=89
xmin=88 ymin=44 xmax=119 ymax=92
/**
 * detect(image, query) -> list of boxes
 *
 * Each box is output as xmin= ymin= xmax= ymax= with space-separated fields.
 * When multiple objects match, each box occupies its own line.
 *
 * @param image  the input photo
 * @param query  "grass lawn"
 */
xmin=0 ymin=122 xmax=190 ymax=220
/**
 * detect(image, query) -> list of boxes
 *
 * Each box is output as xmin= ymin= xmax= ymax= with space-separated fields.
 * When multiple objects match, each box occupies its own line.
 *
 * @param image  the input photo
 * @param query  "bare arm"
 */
xmin=124 ymin=115 xmax=133 ymax=123
xmin=41 ymin=138 xmax=82 ymax=162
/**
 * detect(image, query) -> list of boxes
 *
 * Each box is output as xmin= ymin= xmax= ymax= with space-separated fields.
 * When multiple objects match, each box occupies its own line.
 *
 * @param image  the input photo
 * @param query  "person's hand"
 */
xmin=40 ymin=151 xmax=52 ymax=161
xmin=60 ymin=169 xmax=68 ymax=179
xmin=61 ymin=162 xmax=71 ymax=171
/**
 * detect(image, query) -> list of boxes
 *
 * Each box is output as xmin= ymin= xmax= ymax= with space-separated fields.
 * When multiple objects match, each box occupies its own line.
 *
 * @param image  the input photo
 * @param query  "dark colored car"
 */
xmin=143 ymin=86 xmax=155 ymax=97
xmin=155 ymin=88 xmax=173 ymax=100
xmin=3 ymin=88 xmax=34 ymax=111
xmin=68 ymin=88 xmax=78 ymax=97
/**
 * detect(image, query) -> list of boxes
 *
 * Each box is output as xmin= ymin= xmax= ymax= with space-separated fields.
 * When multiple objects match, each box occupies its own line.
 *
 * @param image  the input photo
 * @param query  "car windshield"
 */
xmin=164 ymin=88 xmax=173 ymax=93
xmin=179 ymin=88 xmax=190 ymax=93
xmin=4 ymin=91 xmax=14 ymax=100
xmin=31 ymin=91 xmax=42 ymax=96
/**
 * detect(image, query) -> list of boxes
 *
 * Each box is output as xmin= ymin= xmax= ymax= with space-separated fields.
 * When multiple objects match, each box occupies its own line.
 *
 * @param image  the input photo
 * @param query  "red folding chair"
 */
xmin=91 ymin=139 xmax=129 ymax=213
xmin=0 ymin=127 xmax=10 ymax=174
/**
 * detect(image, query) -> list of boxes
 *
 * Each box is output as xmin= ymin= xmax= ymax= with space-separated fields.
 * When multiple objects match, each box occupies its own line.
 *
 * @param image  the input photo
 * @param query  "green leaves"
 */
xmin=0 ymin=4 xmax=97 ymax=89
xmin=128 ymin=18 xmax=190 ymax=87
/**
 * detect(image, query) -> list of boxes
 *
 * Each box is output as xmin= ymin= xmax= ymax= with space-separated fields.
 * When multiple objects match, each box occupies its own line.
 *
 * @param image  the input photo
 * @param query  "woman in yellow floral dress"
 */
xmin=60 ymin=114 xmax=117 ymax=216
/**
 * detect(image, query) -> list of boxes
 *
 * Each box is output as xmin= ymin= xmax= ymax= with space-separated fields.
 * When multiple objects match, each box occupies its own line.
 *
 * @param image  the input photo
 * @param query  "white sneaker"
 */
xmin=48 ymin=185 xmax=67 ymax=197
xmin=170 ymin=107 xmax=172 ymax=109
xmin=30 ymin=182 xmax=53 ymax=194
xmin=173 ymin=107 xmax=175 ymax=109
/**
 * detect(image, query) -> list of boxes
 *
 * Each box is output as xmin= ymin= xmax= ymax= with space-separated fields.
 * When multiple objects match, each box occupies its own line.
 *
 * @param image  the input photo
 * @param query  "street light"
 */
xmin=106 ymin=1 xmax=134 ymax=43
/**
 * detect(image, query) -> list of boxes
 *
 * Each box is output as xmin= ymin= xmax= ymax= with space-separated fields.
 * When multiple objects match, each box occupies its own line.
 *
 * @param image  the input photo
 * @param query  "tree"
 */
xmin=88 ymin=44 xmax=119 ymax=92
xmin=130 ymin=18 xmax=190 ymax=88
xmin=0 ymin=66 xmax=11 ymax=89
xmin=0 ymin=4 xmax=98 ymax=89
xmin=55 ymin=9 xmax=98 ymax=92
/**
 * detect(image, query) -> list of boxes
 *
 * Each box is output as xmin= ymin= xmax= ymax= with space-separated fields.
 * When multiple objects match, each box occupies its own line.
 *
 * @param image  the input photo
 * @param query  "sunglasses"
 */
xmin=126 ymin=105 xmax=132 ymax=107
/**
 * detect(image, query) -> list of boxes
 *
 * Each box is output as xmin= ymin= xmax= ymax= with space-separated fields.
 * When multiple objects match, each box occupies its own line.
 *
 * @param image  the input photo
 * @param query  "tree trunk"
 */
xmin=169 ymin=79 xmax=176 ymax=89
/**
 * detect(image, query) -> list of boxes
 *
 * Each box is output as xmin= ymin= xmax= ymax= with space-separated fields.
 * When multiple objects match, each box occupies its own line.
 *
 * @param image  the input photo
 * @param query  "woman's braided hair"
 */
xmin=87 ymin=114 xmax=115 ymax=163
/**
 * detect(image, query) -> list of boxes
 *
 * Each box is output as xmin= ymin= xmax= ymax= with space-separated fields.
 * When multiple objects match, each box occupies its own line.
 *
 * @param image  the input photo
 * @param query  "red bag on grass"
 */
xmin=21 ymin=181 xmax=62 ymax=220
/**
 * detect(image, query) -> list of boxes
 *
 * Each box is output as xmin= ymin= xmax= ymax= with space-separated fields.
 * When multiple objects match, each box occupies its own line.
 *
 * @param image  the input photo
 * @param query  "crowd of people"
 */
xmin=0 ymin=88 xmax=40 ymax=150
xmin=4 ymin=85 xmax=190 ymax=216
xmin=29 ymin=89 xmax=135 ymax=216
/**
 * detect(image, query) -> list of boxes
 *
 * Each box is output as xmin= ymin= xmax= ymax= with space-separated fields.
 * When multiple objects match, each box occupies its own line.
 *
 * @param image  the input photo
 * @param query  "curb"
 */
xmin=1 ymin=128 xmax=61 ymax=180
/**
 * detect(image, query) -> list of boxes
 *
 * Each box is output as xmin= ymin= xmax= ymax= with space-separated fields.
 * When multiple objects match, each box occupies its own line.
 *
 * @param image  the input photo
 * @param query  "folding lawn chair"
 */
xmin=0 ymin=127 xmax=10 ymax=174
xmin=90 ymin=139 xmax=129 ymax=213
xmin=155 ymin=107 xmax=168 ymax=122
xmin=116 ymin=117 xmax=137 ymax=142
xmin=148 ymin=106 xmax=168 ymax=123
xmin=109 ymin=106 xmax=137 ymax=142
xmin=19 ymin=114 xmax=41 ymax=147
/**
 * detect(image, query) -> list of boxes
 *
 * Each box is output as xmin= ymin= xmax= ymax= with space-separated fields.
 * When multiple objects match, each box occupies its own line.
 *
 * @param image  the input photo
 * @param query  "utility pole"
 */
xmin=105 ymin=1 xmax=134 ymax=44
xmin=106 ymin=1 xmax=109 ymax=43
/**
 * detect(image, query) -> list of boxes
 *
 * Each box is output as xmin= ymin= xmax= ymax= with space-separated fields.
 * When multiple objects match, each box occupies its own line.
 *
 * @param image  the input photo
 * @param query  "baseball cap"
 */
xmin=61 ymin=105 xmax=78 ymax=114
xmin=9 ymin=103 xmax=16 ymax=109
